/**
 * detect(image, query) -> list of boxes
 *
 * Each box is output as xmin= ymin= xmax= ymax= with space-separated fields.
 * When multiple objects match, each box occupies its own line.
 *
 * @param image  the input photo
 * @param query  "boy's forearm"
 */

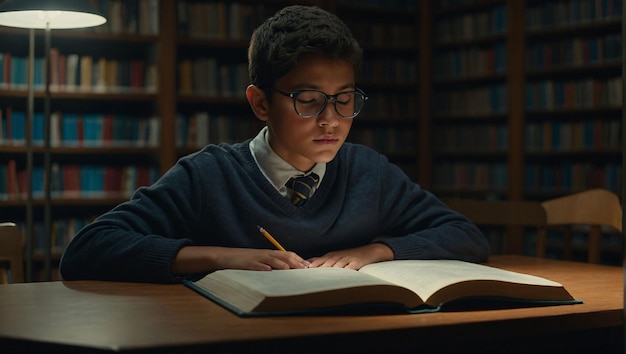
xmin=171 ymin=245 xmax=311 ymax=275
xmin=171 ymin=246 xmax=217 ymax=275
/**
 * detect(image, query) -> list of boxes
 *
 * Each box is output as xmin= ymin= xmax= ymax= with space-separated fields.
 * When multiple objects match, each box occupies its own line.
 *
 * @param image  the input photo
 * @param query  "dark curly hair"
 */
xmin=248 ymin=5 xmax=362 ymax=89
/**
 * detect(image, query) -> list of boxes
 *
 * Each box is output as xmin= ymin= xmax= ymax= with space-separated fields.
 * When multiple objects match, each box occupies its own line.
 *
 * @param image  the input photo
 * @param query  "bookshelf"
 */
xmin=425 ymin=0 xmax=622 ymax=202
xmin=331 ymin=0 xmax=420 ymax=180
xmin=423 ymin=0 xmax=623 ymax=259
xmin=0 ymin=0 xmax=162 ymax=280
xmin=522 ymin=0 xmax=623 ymax=262
xmin=173 ymin=1 xmax=272 ymax=157
xmin=523 ymin=0 xmax=622 ymax=199
xmin=428 ymin=0 xmax=510 ymax=199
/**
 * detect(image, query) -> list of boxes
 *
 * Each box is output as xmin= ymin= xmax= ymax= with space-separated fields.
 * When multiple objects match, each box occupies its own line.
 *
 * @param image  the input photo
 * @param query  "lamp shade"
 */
xmin=0 ymin=0 xmax=106 ymax=29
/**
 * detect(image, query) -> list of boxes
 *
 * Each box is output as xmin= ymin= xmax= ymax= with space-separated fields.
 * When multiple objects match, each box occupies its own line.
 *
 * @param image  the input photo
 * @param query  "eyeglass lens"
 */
xmin=295 ymin=91 xmax=365 ymax=118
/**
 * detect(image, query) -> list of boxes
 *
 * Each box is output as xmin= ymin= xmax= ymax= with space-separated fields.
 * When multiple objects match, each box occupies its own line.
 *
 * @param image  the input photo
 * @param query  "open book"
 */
xmin=184 ymin=260 xmax=581 ymax=316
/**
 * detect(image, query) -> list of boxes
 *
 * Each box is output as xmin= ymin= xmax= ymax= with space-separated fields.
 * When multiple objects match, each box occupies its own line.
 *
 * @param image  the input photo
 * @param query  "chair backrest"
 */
xmin=442 ymin=198 xmax=547 ymax=254
xmin=0 ymin=222 xmax=25 ymax=283
xmin=539 ymin=189 xmax=623 ymax=264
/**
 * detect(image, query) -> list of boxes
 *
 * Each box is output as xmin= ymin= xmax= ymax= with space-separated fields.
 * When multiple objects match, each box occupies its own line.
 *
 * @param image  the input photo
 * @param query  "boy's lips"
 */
xmin=313 ymin=137 xmax=340 ymax=145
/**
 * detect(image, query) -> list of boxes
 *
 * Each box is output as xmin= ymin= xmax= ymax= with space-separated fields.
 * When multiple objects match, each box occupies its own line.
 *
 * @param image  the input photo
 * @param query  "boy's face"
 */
xmin=264 ymin=53 xmax=355 ymax=172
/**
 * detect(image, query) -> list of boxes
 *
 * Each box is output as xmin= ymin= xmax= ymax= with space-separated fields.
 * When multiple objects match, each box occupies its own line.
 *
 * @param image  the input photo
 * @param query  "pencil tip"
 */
xmin=257 ymin=225 xmax=262 ymax=230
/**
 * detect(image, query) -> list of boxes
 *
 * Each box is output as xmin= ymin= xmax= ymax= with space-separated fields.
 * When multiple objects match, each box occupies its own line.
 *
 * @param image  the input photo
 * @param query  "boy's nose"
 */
xmin=317 ymin=101 xmax=340 ymax=127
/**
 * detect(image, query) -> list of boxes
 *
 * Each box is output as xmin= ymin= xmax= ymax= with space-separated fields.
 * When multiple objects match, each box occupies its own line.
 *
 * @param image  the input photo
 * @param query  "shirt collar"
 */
xmin=250 ymin=127 xmax=326 ymax=192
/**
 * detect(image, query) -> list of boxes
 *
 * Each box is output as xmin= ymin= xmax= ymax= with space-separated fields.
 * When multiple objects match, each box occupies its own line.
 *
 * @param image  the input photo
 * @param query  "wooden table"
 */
xmin=0 ymin=255 xmax=623 ymax=353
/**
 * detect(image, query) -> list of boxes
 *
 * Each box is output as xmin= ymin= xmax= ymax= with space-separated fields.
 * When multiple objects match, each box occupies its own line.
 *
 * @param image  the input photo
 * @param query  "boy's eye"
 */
xmin=336 ymin=93 xmax=353 ymax=105
xmin=297 ymin=98 xmax=319 ymax=105
xmin=296 ymin=91 xmax=324 ymax=104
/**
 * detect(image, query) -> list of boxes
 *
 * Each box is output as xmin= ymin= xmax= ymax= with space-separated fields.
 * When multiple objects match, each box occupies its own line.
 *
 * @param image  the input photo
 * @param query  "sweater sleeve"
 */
xmin=373 ymin=157 xmax=490 ymax=263
xmin=59 ymin=157 xmax=203 ymax=283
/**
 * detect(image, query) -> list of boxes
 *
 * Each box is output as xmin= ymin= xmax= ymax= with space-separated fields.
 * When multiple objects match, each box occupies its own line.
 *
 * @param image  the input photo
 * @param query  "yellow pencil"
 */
xmin=257 ymin=225 xmax=286 ymax=252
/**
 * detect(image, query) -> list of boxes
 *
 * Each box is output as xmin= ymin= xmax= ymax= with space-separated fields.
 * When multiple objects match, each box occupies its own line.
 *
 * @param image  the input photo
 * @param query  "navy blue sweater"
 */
xmin=59 ymin=141 xmax=489 ymax=283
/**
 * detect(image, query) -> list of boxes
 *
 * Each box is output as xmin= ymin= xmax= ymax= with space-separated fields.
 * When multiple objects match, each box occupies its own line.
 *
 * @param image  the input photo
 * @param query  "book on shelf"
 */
xmin=184 ymin=259 xmax=581 ymax=317
xmin=92 ymin=0 xmax=158 ymax=36
xmin=0 ymin=160 xmax=158 ymax=200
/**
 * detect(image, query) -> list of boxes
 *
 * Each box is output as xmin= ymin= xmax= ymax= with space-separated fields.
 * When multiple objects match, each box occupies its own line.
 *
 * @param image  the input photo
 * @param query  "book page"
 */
xmin=210 ymin=267 xmax=400 ymax=297
xmin=199 ymin=267 xmax=423 ymax=313
xmin=359 ymin=260 xmax=564 ymax=302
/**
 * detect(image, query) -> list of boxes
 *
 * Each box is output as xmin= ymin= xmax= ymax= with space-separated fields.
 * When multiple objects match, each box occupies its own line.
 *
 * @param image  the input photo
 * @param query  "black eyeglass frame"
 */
xmin=263 ymin=87 xmax=368 ymax=119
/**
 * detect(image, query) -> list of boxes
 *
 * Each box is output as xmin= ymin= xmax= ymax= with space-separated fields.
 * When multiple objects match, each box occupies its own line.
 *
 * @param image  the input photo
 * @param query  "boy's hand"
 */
xmin=172 ymin=246 xmax=309 ymax=275
xmin=307 ymin=243 xmax=393 ymax=270
xmin=213 ymin=247 xmax=310 ymax=271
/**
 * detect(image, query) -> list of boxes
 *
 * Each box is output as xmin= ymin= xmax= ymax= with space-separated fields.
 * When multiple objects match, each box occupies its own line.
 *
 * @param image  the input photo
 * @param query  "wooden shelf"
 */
xmin=427 ymin=0 xmax=622 ymax=201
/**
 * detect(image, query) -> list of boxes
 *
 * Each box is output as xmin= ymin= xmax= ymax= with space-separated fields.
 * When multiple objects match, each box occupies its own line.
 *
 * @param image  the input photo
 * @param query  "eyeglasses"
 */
xmin=265 ymin=88 xmax=368 ymax=118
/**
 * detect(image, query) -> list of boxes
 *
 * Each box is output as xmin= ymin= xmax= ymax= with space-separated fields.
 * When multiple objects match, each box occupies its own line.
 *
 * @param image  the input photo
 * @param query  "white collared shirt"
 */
xmin=249 ymin=126 xmax=326 ymax=198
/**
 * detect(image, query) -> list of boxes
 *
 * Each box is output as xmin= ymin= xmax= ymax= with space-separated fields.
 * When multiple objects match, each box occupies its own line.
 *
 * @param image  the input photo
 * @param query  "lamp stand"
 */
xmin=43 ymin=23 xmax=52 ymax=281
xmin=25 ymin=28 xmax=34 ymax=282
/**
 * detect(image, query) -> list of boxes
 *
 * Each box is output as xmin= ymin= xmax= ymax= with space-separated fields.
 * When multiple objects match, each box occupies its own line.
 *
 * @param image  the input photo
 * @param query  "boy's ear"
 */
xmin=246 ymin=85 xmax=270 ymax=122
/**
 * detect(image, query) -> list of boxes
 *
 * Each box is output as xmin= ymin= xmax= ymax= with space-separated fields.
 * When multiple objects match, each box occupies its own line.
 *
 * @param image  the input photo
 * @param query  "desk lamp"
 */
xmin=0 ymin=0 xmax=106 ymax=281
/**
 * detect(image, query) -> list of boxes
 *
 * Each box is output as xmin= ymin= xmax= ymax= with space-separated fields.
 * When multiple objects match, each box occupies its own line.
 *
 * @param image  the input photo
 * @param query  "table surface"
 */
xmin=0 ymin=255 xmax=623 ymax=353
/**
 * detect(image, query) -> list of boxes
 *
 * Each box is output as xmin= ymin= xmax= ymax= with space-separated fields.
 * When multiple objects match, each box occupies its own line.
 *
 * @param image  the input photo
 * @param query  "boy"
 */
xmin=60 ymin=5 xmax=489 ymax=283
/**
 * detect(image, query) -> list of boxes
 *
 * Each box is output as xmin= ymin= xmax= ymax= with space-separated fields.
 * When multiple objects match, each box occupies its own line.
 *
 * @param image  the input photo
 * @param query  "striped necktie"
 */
xmin=287 ymin=173 xmax=319 ymax=206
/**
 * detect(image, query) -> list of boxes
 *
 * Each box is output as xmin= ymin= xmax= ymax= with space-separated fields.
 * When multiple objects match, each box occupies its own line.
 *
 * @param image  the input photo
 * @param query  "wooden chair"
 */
xmin=538 ymin=189 xmax=623 ymax=264
xmin=442 ymin=198 xmax=547 ymax=254
xmin=0 ymin=222 xmax=25 ymax=283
